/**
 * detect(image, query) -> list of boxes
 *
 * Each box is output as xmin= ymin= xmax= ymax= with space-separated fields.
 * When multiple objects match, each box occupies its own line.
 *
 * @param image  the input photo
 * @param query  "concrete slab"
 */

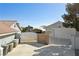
xmin=6 ymin=43 xmax=75 ymax=56
xmin=6 ymin=44 xmax=38 ymax=56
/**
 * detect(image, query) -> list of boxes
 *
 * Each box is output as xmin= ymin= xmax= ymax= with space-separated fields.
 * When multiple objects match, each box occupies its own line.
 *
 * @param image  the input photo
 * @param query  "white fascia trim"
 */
xmin=0 ymin=32 xmax=15 ymax=37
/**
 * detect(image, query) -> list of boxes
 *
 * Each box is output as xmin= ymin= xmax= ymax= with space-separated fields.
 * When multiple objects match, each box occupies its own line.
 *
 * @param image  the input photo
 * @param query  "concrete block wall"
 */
xmin=21 ymin=32 xmax=37 ymax=43
xmin=48 ymin=28 xmax=76 ymax=49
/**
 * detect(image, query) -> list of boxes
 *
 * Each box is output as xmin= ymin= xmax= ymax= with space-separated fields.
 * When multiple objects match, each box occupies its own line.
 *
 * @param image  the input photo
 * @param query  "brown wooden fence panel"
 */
xmin=37 ymin=33 xmax=49 ymax=44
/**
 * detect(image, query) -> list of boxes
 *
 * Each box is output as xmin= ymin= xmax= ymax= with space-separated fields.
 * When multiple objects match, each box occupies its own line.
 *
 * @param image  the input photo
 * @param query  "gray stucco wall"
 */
xmin=0 ymin=34 xmax=15 ymax=46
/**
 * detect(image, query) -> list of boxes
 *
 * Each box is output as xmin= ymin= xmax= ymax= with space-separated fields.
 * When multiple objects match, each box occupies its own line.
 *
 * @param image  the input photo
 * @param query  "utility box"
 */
xmin=2 ymin=45 xmax=9 ymax=56
xmin=13 ymin=41 xmax=17 ymax=48
xmin=13 ymin=39 xmax=19 ymax=48
xmin=8 ymin=43 xmax=14 ymax=52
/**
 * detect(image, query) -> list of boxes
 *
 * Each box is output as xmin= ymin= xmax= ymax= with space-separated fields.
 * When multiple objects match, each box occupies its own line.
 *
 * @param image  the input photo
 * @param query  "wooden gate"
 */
xmin=37 ymin=33 xmax=49 ymax=44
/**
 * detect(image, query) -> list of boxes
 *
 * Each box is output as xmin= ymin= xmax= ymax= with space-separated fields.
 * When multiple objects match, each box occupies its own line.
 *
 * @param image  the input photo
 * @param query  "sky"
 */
xmin=0 ymin=3 xmax=66 ymax=28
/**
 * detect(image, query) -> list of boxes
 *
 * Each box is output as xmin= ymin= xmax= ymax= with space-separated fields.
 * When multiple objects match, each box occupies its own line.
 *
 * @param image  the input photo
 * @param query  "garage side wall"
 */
xmin=75 ymin=32 xmax=79 ymax=49
xmin=48 ymin=28 xmax=76 ymax=49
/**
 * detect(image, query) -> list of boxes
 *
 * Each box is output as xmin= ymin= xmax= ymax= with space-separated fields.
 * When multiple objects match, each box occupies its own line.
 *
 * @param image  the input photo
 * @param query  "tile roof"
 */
xmin=0 ymin=21 xmax=16 ymax=34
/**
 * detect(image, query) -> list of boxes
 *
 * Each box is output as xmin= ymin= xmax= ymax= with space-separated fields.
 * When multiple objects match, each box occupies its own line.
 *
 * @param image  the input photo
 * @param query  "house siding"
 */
xmin=0 ymin=34 xmax=15 ymax=46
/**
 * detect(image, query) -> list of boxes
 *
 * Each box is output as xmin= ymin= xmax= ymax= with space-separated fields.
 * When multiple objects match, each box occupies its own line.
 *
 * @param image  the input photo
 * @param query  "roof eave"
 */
xmin=0 ymin=32 xmax=15 ymax=37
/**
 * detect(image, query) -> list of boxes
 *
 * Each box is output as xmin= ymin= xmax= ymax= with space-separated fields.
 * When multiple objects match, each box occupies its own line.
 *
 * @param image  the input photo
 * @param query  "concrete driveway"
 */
xmin=6 ymin=32 xmax=45 ymax=56
xmin=33 ymin=44 xmax=75 ymax=56
xmin=6 ymin=32 xmax=75 ymax=56
xmin=6 ymin=43 xmax=44 ymax=56
xmin=6 ymin=43 xmax=75 ymax=56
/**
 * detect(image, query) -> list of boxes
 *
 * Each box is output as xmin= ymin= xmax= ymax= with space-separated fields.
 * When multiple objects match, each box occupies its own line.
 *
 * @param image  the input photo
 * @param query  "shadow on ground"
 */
xmin=20 ymin=42 xmax=45 ymax=47
xmin=75 ymin=49 xmax=79 ymax=56
xmin=33 ymin=45 xmax=75 ymax=56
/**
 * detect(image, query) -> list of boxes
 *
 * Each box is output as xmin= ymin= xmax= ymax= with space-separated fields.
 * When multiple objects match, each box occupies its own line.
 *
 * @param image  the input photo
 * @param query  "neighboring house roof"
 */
xmin=42 ymin=21 xmax=63 ymax=29
xmin=47 ymin=21 xmax=63 ymax=27
xmin=0 ymin=20 xmax=20 ymax=35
